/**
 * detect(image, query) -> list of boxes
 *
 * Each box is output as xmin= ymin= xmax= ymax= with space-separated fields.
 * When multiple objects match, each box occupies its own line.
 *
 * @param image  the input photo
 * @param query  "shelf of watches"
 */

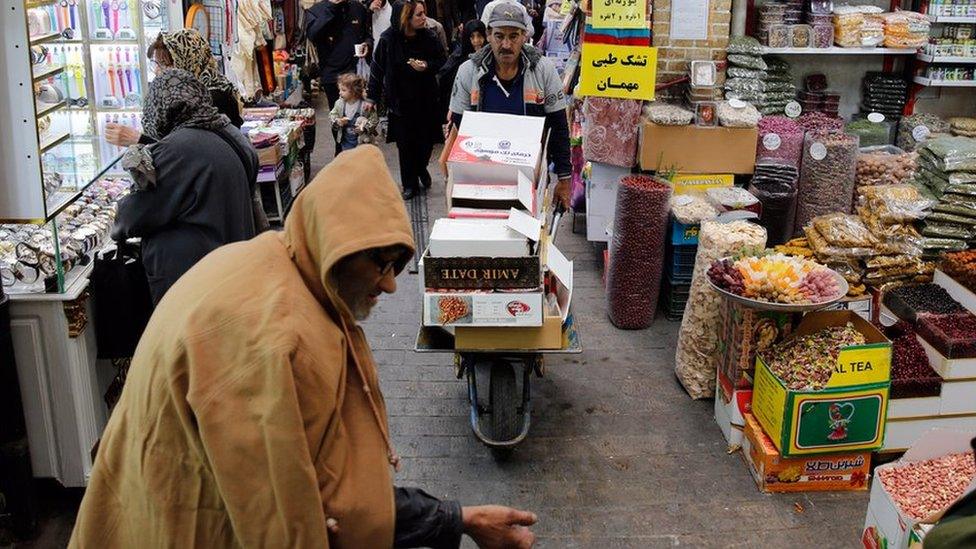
xmin=0 ymin=177 xmax=130 ymax=287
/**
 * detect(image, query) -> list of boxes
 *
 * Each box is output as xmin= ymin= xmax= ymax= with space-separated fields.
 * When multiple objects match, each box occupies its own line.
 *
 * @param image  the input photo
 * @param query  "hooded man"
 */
xmin=69 ymin=146 xmax=537 ymax=548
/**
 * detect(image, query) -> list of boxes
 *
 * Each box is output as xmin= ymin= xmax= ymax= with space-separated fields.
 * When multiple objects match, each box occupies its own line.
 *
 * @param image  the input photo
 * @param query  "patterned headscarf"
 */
xmin=122 ymin=69 xmax=229 ymax=190
xmin=160 ymin=29 xmax=239 ymax=100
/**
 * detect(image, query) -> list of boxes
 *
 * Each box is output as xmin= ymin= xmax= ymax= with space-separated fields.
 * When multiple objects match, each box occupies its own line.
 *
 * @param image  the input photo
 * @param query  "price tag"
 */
xmin=763 ymin=133 xmax=782 ymax=151
xmin=785 ymin=101 xmax=802 ymax=118
xmin=810 ymin=142 xmax=827 ymax=161
xmin=728 ymin=98 xmax=747 ymax=109
xmin=673 ymin=195 xmax=694 ymax=206
xmin=913 ymin=125 xmax=931 ymax=142
xmin=867 ymin=112 xmax=885 ymax=123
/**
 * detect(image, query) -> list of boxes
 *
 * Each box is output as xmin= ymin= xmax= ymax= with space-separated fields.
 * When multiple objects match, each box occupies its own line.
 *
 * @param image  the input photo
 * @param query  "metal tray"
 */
xmin=707 ymin=269 xmax=849 ymax=313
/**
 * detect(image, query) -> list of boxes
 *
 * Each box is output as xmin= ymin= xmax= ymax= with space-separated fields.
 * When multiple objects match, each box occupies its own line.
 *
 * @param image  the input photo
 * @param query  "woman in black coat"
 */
xmin=437 ymin=19 xmax=485 ymax=124
xmin=367 ymin=0 xmax=446 ymax=200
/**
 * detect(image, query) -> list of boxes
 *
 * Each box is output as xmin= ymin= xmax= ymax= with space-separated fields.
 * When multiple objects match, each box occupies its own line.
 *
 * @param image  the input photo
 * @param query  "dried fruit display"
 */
xmin=756 ymin=116 xmax=804 ymax=167
xmin=796 ymin=111 xmax=844 ymax=133
xmin=942 ymin=250 xmax=976 ymax=293
xmin=877 ymin=452 xmax=976 ymax=521
xmin=916 ymin=311 xmax=976 ymax=359
xmin=675 ymin=220 xmax=767 ymax=399
xmin=708 ymin=254 xmax=843 ymax=305
xmin=881 ymin=321 xmax=943 ymax=399
xmin=795 ymin=132 xmax=860 ymax=233
xmin=606 ymin=175 xmax=672 ymax=329
xmin=760 ymin=323 xmax=867 ymax=390
xmin=883 ymin=283 xmax=966 ymax=322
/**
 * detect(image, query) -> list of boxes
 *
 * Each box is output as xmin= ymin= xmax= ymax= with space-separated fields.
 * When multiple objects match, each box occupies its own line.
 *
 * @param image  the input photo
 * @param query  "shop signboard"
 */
xmin=580 ymin=44 xmax=657 ymax=101
xmin=752 ymin=311 xmax=892 ymax=457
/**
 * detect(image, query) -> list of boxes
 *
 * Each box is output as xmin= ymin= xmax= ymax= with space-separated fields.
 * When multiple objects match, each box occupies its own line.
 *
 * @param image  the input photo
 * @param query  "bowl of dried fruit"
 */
xmin=707 ymin=253 xmax=848 ymax=312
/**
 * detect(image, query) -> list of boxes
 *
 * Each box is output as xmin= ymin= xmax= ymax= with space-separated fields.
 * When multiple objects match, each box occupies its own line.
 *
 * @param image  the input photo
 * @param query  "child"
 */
xmin=329 ymin=73 xmax=379 ymax=152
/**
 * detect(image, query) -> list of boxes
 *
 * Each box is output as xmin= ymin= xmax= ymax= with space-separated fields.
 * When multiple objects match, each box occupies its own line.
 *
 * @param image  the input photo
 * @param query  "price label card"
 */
xmin=592 ymin=0 xmax=646 ymax=29
xmin=810 ymin=142 xmax=827 ymax=160
xmin=785 ymin=101 xmax=802 ymax=118
xmin=763 ymin=133 xmax=782 ymax=151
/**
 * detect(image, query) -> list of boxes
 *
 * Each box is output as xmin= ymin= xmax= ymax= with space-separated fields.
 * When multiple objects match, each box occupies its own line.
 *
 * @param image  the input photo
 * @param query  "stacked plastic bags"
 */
xmin=914 ymin=137 xmax=976 ymax=254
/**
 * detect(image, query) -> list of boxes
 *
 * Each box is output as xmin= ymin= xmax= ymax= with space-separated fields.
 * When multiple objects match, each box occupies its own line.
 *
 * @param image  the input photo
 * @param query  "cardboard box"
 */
xmin=423 ymin=291 xmax=543 ymax=327
xmin=638 ymin=123 xmax=759 ymax=174
xmin=447 ymin=112 xmax=547 ymax=214
xmin=428 ymin=218 xmax=531 ymax=259
xmin=934 ymin=269 xmax=976 ymax=314
xmin=752 ymin=311 xmax=892 ymax=457
xmin=742 ymin=413 xmax=870 ymax=494
xmin=917 ymin=333 xmax=976 ymax=380
xmin=453 ymin=242 xmax=574 ymax=349
xmin=863 ymin=429 xmax=976 ymax=549
xmin=714 ymin=382 xmax=752 ymax=451
xmin=883 ymin=415 xmax=976 ymax=452
xmin=887 ymin=396 xmax=942 ymax=420
xmin=716 ymin=299 xmax=795 ymax=400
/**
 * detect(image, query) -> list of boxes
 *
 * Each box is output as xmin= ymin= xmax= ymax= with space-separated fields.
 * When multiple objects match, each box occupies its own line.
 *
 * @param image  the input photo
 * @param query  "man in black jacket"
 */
xmin=306 ymin=0 xmax=373 ymax=155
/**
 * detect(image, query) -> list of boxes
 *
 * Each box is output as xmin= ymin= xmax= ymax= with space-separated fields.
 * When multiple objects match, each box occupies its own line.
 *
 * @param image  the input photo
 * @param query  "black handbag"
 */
xmin=91 ymin=241 xmax=153 ymax=359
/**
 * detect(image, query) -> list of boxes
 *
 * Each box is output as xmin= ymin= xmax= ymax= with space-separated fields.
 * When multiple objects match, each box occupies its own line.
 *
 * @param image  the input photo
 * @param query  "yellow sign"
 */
xmin=592 ymin=0 xmax=646 ymax=29
xmin=580 ymin=44 xmax=657 ymax=101
xmin=671 ymin=173 xmax=734 ymax=194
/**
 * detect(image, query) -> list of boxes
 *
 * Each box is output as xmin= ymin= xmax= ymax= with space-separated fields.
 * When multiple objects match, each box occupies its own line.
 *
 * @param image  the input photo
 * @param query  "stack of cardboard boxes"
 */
xmin=420 ymin=112 xmax=573 ymax=350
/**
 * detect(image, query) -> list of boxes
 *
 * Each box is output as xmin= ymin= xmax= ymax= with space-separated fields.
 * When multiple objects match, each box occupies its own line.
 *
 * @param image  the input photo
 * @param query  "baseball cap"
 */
xmin=487 ymin=1 xmax=530 ymax=32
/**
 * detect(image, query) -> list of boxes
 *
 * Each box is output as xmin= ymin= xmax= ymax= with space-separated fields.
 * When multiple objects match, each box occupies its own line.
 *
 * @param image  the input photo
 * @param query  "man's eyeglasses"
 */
xmin=366 ymin=249 xmax=408 ymax=277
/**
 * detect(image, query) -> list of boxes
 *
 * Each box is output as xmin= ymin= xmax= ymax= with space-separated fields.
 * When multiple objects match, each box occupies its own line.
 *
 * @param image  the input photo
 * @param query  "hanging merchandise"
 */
xmin=675 ymin=220 xmax=766 ymax=399
xmin=581 ymin=97 xmax=643 ymax=167
xmin=232 ymin=0 xmax=274 ymax=98
xmin=605 ymin=175 xmax=671 ymax=329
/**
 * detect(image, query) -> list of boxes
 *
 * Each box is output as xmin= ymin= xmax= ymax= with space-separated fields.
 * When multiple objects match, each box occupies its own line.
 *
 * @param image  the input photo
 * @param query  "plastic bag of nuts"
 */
xmin=855 ymin=146 xmax=917 ymax=189
xmin=606 ymin=175 xmax=672 ymax=329
xmin=675 ymin=220 xmax=767 ymax=399
xmin=795 ymin=131 xmax=860 ymax=234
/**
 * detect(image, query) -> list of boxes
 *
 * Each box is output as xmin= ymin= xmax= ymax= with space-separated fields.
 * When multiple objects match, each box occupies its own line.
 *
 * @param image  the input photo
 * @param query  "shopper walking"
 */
xmin=448 ymin=0 xmax=572 ymax=208
xmin=104 ymin=29 xmax=243 ymax=147
xmin=111 ymin=69 xmax=259 ymax=305
xmin=330 ymin=73 xmax=379 ymax=152
xmin=69 ymin=146 xmax=537 ymax=549
xmin=367 ymin=0 xmax=446 ymax=200
xmin=306 ymin=0 xmax=372 ymax=155
xmin=437 ymin=19 xmax=486 ymax=122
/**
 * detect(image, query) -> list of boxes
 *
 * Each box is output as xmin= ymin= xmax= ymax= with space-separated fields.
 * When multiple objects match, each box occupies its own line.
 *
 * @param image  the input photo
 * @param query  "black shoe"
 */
xmin=402 ymin=189 xmax=418 ymax=200
xmin=420 ymin=170 xmax=432 ymax=189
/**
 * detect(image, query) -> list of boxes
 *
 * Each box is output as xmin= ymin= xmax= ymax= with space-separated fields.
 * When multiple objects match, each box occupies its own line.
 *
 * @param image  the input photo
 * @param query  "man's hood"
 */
xmin=283 ymin=145 xmax=415 ymax=316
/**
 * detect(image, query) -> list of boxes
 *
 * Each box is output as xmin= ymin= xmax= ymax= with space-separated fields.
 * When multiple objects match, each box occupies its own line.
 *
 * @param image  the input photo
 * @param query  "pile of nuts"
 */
xmin=645 ymin=102 xmax=694 ymax=126
xmin=675 ymin=220 xmax=767 ymax=398
xmin=856 ymin=150 xmax=917 ymax=188
xmin=761 ymin=324 xmax=867 ymax=390
xmin=942 ymin=250 xmax=976 ymax=293
xmin=877 ymin=452 xmax=976 ymax=520
xmin=671 ymin=194 xmax=718 ymax=224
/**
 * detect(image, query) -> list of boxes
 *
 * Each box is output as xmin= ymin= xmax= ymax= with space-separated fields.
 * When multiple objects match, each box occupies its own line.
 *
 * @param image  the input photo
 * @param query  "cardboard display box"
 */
xmin=454 ymin=241 xmax=574 ymax=350
xmin=716 ymin=299 xmax=795 ymax=400
xmin=863 ymin=429 xmax=976 ymax=549
xmin=752 ymin=311 xmax=892 ymax=457
xmin=714 ymin=380 xmax=752 ymax=451
xmin=917 ymin=333 xmax=976 ymax=380
xmin=882 ymin=414 xmax=976 ymax=452
xmin=638 ymin=123 xmax=759 ymax=174
xmin=423 ymin=291 xmax=543 ymax=327
xmin=428 ymin=218 xmax=531 ymax=259
xmin=742 ymin=413 xmax=870 ymax=494
xmin=934 ymin=268 xmax=976 ymax=314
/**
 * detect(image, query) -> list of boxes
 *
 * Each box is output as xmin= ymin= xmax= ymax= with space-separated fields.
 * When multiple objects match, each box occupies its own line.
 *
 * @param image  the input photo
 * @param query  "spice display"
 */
xmin=606 ymin=175 xmax=671 ymax=329
xmin=727 ymin=35 xmax=764 ymax=56
xmin=748 ymin=163 xmax=799 ymax=246
xmin=582 ymin=97 xmax=643 ymax=168
xmin=950 ymin=117 xmax=976 ymax=138
xmin=942 ymin=250 xmax=976 ymax=292
xmin=882 ymin=321 xmax=943 ymax=399
xmin=792 ymin=25 xmax=812 ymax=47
xmin=761 ymin=324 xmax=867 ymax=390
xmin=796 ymin=111 xmax=845 ymax=133
xmin=845 ymin=118 xmax=891 ymax=148
xmin=883 ymin=283 xmax=966 ymax=321
xmin=916 ymin=311 xmax=976 ymax=358
xmin=812 ymin=24 xmax=833 ymax=48
xmin=757 ymin=116 xmax=804 ymax=167
xmin=768 ymin=24 xmax=790 ymax=48
xmin=913 ymin=138 xmax=976 ymax=251
xmin=671 ymin=194 xmax=718 ymax=224
xmin=877 ymin=452 xmax=976 ymax=521
xmin=795 ymin=132 xmax=859 ymax=232
xmin=675 ymin=220 xmax=767 ymax=399
xmin=708 ymin=254 xmax=843 ymax=305
xmin=856 ymin=147 xmax=917 ymax=189
xmin=924 ymin=136 xmax=976 ymax=172
xmin=645 ymin=102 xmax=694 ymax=126
xmin=897 ymin=113 xmax=951 ymax=152
xmin=717 ymin=101 xmax=761 ymax=128
xmin=727 ymin=54 xmax=768 ymax=71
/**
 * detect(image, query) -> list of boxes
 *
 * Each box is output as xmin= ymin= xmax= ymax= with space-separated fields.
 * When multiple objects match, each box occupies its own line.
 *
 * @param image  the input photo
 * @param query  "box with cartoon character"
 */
xmin=752 ymin=311 xmax=892 ymax=457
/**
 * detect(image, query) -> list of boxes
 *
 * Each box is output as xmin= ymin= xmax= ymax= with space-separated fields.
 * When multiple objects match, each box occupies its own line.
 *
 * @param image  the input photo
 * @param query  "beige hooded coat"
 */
xmin=70 ymin=145 xmax=415 ymax=548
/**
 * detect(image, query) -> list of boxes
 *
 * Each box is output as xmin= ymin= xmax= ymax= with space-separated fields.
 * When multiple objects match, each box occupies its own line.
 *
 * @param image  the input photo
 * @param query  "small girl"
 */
xmin=329 ymin=73 xmax=379 ymax=152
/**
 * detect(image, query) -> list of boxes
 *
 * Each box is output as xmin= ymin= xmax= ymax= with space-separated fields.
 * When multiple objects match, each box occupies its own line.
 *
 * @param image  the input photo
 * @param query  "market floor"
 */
xmin=20 ymin=96 xmax=867 ymax=548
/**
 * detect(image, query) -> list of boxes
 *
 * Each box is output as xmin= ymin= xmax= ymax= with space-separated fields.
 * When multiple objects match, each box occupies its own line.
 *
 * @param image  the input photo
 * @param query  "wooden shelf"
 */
xmin=917 ymin=54 xmax=976 ymax=64
xmin=36 ymin=100 xmax=66 ymax=118
xmin=761 ymin=46 xmax=918 ymax=55
xmin=39 ymin=131 xmax=71 ymax=153
xmin=29 ymin=31 xmax=62 ymax=45
xmin=32 ymin=64 xmax=65 ymax=82
xmin=914 ymin=76 xmax=976 ymax=87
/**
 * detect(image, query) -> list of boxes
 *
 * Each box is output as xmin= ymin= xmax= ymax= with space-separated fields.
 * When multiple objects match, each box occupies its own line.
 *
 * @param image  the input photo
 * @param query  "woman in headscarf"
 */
xmin=104 ymin=28 xmax=243 ymax=147
xmin=367 ymin=0 xmax=446 ymax=200
xmin=112 ymin=69 xmax=260 ymax=304
xmin=437 ymin=19 xmax=485 ymax=123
